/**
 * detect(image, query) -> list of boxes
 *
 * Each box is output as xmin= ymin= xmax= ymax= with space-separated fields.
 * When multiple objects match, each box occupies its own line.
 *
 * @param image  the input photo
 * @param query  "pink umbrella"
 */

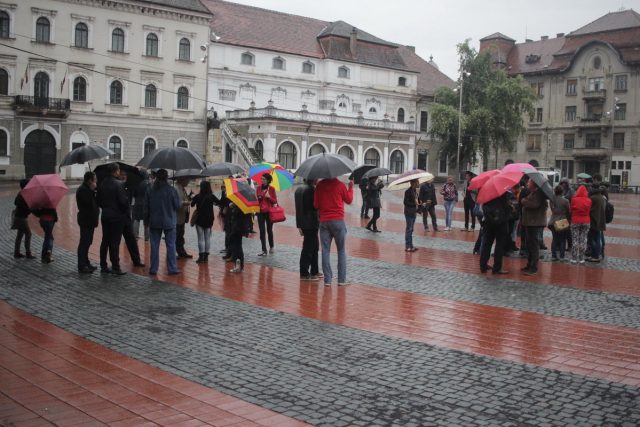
xmin=20 ymin=174 xmax=69 ymax=210
xmin=502 ymin=163 xmax=537 ymax=173
xmin=476 ymin=171 xmax=523 ymax=205
xmin=468 ymin=169 xmax=500 ymax=191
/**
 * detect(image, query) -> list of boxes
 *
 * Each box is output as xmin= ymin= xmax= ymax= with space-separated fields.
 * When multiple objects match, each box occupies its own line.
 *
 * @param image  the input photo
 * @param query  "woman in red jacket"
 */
xmin=570 ymin=185 xmax=592 ymax=264
xmin=256 ymin=174 xmax=277 ymax=256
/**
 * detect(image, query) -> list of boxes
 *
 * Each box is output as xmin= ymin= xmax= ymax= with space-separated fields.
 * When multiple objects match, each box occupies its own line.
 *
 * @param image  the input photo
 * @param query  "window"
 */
xmin=338 ymin=66 xmax=350 ymax=78
xmin=110 ymin=80 xmax=123 ymax=104
xmin=112 ymin=28 xmax=124 ymax=52
xmin=240 ymin=52 xmax=254 ymax=65
xmin=586 ymin=102 xmax=603 ymax=120
xmin=254 ymin=140 xmax=263 ymax=160
xmin=364 ymin=149 xmax=380 ymax=167
xmin=176 ymin=139 xmax=188 ymax=148
xmin=369 ymin=107 xmax=377 ymax=114
xmin=272 ymin=57 xmax=285 ymax=70
xmin=566 ymin=79 xmax=577 ymax=95
xmin=593 ymin=56 xmax=601 ymax=69
xmin=390 ymin=150 xmax=404 ymax=174
xmin=0 ymin=129 xmax=7 ymax=156
xmin=530 ymin=108 xmax=543 ymax=123
xmin=530 ymin=82 xmax=544 ymax=97
xmin=177 ymin=86 xmax=189 ymax=110
xmin=0 ymin=68 xmax=7 ymax=95
xmin=277 ymin=141 xmax=297 ymax=169
xmin=338 ymin=145 xmax=354 ymax=161
xmin=35 ymin=17 xmax=50 ymax=42
xmin=614 ymin=103 xmax=626 ymax=120
xmin=146 ymin=33 xmax=158 ymax=57
xmin=75 ymin=23 xmax=88 ymax=48
xmin=615 ymin=75 xmax=628 ymax=92
xmin=144 ymin=84 xmax=157 ymax=108
xmin=319 ymin=100 xmax=334 ymax=110
xmin=585 ymin=133 xmax=601 ymax=149
xmin=613 ymin=133 xmax=624 ymax=150
xmin=565 ymin=106 xmax=576 ymax=122
xmin=308 ymin=144 xmax=325 ymax=157
xmin=398 ymin=77 xmax=406 ymax=87
xmin=73 ymin=76 xmax=86 ymax=101
xmin=178 ymin=38 xmax=190 ymax=61
xmin=438 ymin=155 xmax=448 ymax=175
xmin=397 ymin=108 xmax=405 ymax=123
xmin=34 ymin=72 xmax=49 ymax=99
xmin=563 ymin=134 xmax=574 ymax=149
xmin=108 ymin=135 xmax=122 ymax=159
xmin=588 ymin=77 xmax=604 ymax=91
xmin=420 ymin=111 xmax=428 ymax=132
xmin=302 ymin=61 xmax=314 ymax=74
xmin=526 ymin=134 xmax=542 ymax=151
xmin=555 ymin=159 xmax=574 ymax=180
xmin=626 ymin=161 xmax=631 ymax=170
xmin=143 ymin=137 xmax=156 ymax=155
xmin=0 ymin=11 xmax=10 ymax=38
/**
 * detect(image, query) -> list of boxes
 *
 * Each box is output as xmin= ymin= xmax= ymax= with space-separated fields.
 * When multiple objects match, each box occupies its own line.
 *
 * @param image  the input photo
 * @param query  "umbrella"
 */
xmin=502 ymin=163 xmax=537 ymax=173
xmin=464 ymin=170 xmax=477 ymax=177
xmin=362 ymin=167 xmax=393 ymax=179
xmin=202 ymin=162 xmax=246 ymax=177
xmin=294 ymin=153 xmax=357 ymax=180
xmin=223 ymin=178 xmax=260 ymax=214
xmin=20 ymin=174 xmax=69 ymax=210
xmin=577 ymin=172 xmax=592 ymax=179
xmin=468 ymin=169 xmax=500 ymax=191
xmin=349 ymin=164 xmax=376 ymax=182
xmin=525 ymin=171 xmax=554 ymax=200
xmin=476 ymin=171 xmax=522 ymax=204
xmin=59 ymin=144 xmax=114 ymax=168
xmin=249 ymin=162 xmax=294 ymax=191
xmin=387 ymin=169 xmax=435 ymax=191
xmin=173 ymin=169 xmax=205 ymax=179
xmin=136 ymin=147 xmax=206 ymax=171
xmin=94 ymin=162 xmax=144 ymax=191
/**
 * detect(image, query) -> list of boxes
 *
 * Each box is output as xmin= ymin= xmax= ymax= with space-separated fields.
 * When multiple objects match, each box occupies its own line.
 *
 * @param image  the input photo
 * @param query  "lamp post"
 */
xmin=456 ymin=71 xmax=470 ymax=181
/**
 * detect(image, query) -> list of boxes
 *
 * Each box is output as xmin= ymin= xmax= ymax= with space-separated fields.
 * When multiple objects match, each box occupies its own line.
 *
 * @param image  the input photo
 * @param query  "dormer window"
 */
xmin=338 ymin=66 xmax=350 ymax=79
xmin=272 ymin=56 xmax=285 ymax=70
xmin=398 ymin=77 xmax=407 ymax=87
xmin=241 ymin=52 xmax=254 ymax=66
xmin=525 ymin=54 xmax=540 ymax=64
xmin=302 ymin=61 xmax=315 ymax=74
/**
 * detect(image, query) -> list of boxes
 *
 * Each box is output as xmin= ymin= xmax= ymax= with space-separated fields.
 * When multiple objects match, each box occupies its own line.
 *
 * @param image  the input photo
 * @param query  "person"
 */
xmin=295 ymin=179 xmax=321 ymax=280
xmin=314 ymin=176 xmax=354 ymax=286
xmin=32 ymin=206 xmax=58 ymax=264
xmin=228 ymin=202 xmax=251 ymax=273
xmin=97 ymin=163 xmax=129 ymax=275
xmin=570 ymin=185 xmax=592 ymax=264
xmin=403 ymin=179 xmax=420 ymax=252
xmin=256 ymin=174 xmax=277 ymax=256
xmin=190 ymin=180 xmax=220 ymax=264
xmin=13 ymin=179 xmax=35 ymax=259
xmin=548 ymin=185 xmax=571 ymax=262
xmin=219 ymin=183 xmax=232 ymax=259
xmin=418 ymin=179 xmax=438 ymax=231
xmin=144 ymin=169 xmax=181 ymax=276
xmin=359 ymin=176 xmax=370 ymax=218
xmin=517 ymin=176 xmax=530 ymax=258
xmin=132 ymin=170 xmax=150 ymax=241
xmin=504 ymin=186 xmax=520 ymax=255
xmin=520 ymin=178 xmax=548 ymax=276
xmin=478 ymin=192 xmax=511 ymax=274
xmin=440 ymin=176 xmax=458 ymax=231
xmin=559 ymin=177 xmax=574 ymax=251
xmin=121 ymin=174 xmax=145 ymax=268
xmin=463 ymin=172 xmax=476 ymax=232
xmin=76 ymin=171 xmax=99 ymax=273
xmin=175 ymin=176 xmax=193 ymax=259
xmin=587 ymin=185 xmax=606 ymax=263
xmin=365 ymin=176 xmax=384 ymax=232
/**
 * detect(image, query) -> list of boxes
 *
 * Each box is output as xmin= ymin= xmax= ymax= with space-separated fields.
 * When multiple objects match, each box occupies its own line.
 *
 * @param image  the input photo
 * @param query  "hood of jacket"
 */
xmin=575 ymin=185 xmax=589 ymax=198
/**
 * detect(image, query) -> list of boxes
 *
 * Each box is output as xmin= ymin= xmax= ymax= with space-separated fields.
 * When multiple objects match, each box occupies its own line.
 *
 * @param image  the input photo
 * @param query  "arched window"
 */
xmin=108 ymin=135 xmax=122 ymax=159
xmin=144 ymin=84 xmax=157 ymax=108
xmin=0 ymin=68 xmax=8 ymax=95
xmin=75 ymin=23 xmax=88 ymax=48
xmin=225 ymin=143 xmax=233 ymax=163
xmin=241 ymin=52 xmax=254 ymax=65
xmin=254 ymin=140 xmax=263 ymax=160
xmin=593 ymin=56 xmax=601 ymax=70
xmin=338 ymin=145 xmax=354 ymax=161
xmin=308 ymin=144 xmax=325 ymax=157
xmin=34 ymin=72 xmax=49 ymax=99
xmin=0 ymin=129 xmax=7 ymax=156
xmin=146 ymin=33 xmax=158 ymax=56
xmin=338 ymin=66 xmax=350 ymax=79
xmin=35 ymin=17 xmax=50 ymax=42
xmin=364 ymin=148 xmax=380 ymax=167
xmin=143 ymin=137 xmax=156 ymax=156
xmin=398 ymin=77 xmax=407 ymax=87
xmin=0 ymin=11 xmax=10 ymax=38
xmin=176 ymin=139 xmax=188 ymax=148
xmin=178 ymin=38 xmax=190 ymax=61
xmin=278 ymin=141 xmax=297 ymax=169
xmin=302 ymin=61 xmax=314 ymax=74
xmin=528 ymin=159 xmax=539 ymax=168
xmin=368 ymin=107 xmax=377 ymax=114
xmin=73 ymin=76 xmax=86 ymax=101
xmin=110 ymin=80 xmax=123 ymax=104
xmin=112 ymin=28 xmax=124 ymax=52
xmin=390 ymin=150 xmax=404 ymax=174
xmin=272 ymin=56 xmax=285 ymax=70
xmin=397 ymin=108 xmax=405 ymax=123
xmin=177 ymin=86 xmax=189 ymax=110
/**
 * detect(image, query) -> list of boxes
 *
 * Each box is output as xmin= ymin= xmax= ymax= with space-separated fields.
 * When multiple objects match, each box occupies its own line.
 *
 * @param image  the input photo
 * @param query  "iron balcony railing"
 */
xmin=14 ymin=95 xmax=71 ymax=111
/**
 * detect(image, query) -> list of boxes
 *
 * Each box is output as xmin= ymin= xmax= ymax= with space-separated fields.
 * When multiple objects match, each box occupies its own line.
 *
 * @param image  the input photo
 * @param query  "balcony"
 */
xmin=14 ymin=96 xmax=71 ymax=118
xmin=572 ymin=146 xmax=608 ymax=160
xmin=582 ymin=88 xmax=606 ymax=100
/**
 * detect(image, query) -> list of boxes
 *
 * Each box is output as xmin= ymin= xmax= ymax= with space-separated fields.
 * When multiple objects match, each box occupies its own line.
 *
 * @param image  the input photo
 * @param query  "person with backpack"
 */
xmin=570 ymin=185 xmax=592 ymax=264
xmin=479 ymin=193 xmax=511 ymax=274
xmin=587 ymin=186 xmax=606 ymax=262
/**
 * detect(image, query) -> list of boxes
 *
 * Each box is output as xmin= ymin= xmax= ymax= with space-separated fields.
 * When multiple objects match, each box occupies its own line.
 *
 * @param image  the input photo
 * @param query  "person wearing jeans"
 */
xmin=440 ymin=176 xmax=458 ymax=231
xmin=314 ymin=177 xmax=354 ymax=286
xmin=32 ymin=208 xmax=57 ymax=264
xmin=403 ymin=179 xmax=419 ymax=252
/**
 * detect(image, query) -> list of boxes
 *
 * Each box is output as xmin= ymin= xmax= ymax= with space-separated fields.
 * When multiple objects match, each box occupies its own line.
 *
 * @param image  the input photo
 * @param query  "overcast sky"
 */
xmin=229 ymin=0 xmax=631 ymax=79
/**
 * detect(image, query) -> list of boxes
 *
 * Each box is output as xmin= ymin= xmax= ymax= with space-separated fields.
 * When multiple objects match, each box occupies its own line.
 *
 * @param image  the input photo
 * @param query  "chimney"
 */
xmin=350 ymin=27 xmax=357 ymax=58
xmin=557 ymin=32 xmax=565 ymax=38
xmin=541 ymin=35 xmax=548 ymax=40
xmin=525 ymin=38 xmax=533 ymax=43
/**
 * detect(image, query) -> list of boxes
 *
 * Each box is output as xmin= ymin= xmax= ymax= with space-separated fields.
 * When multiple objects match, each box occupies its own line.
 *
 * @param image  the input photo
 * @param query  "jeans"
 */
xmin=257 ymin=212 xmax=274 ymax=252
xmin=551 ymin=229 xmax=567 ymax=259
xmin=149 ymin=227 xmax=178 ymax=274
xmin=588 ymin=228 xmax=602 ymax=259
xmin=196 ymin=225 xmax=212 ymax=253
xmin=525 ymin=226 xmax=542 ymax=271
xmin=366 ymin=207 xmax=381 ymax=230
xmin=14 ymin=217 xmax=32 ymax=254
xmin=319 ymin=220 xmax=347 ymax=285
xmin=40 ymin=220 xmax=55 ymax=257
xmin=300 ymin=228 xmax=319 ymax=277
xmin=100 ymin=220 xmax=124 ymax=270
xmin=421 ymin=204 xmax=438 ymax=229
xmin=444 ymin=200 xmax=456 ymax=228
xmin=77 ymin=226 xmax=95 ymax=270
xmin=132 ymin=219 xmax=149 ymax=240
xmin=479 ymin=222 xmax=508 ymax=272
xmin=404 ymin=214 xmax=416 ymax=249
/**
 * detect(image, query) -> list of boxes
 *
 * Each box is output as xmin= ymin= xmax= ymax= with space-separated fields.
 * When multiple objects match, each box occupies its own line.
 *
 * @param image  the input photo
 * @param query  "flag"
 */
xmin=60 ymin=68 xmax=67 ymax=94
xmin=20 ymin=64 xmax=28 ymax=90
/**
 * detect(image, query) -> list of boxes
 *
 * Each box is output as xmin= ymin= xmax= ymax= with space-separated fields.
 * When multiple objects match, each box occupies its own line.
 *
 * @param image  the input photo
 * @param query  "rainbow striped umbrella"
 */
xmin=223 ymin=178 xmax=260 ymax=214
xmin=249 ymin=162 xmax=294 ymax=191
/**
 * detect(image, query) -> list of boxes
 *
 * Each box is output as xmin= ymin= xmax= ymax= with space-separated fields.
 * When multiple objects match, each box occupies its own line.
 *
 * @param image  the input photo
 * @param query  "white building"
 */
xmin=0 ymin=0 xmax=212 ymax=179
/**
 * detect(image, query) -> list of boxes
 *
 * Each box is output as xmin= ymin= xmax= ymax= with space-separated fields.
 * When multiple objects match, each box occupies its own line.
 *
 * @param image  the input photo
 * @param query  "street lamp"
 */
xmin=456 ymin=70 xmax=470 ymax=181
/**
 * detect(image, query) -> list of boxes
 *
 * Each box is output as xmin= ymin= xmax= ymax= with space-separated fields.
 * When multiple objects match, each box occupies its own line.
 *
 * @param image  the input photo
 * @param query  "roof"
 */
xmin=317 ymin=20 xmax=397 ymax=47
xmin=570 ymin=9 xmax=640 ymax=36
xmin=397 ymin=47 xmax=455 ymax=96
xmin=136 ymin=0 xmax=211 ymax=14
xmin=480 ymin=32 xmax=515 ymax=42
xmin=505 ymin=36 xmax=566 ymax=74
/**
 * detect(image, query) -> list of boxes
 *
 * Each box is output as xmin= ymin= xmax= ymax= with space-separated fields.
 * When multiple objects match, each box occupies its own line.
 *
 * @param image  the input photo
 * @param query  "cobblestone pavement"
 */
xmin=1 ymin=186 xmax=639 ymax=426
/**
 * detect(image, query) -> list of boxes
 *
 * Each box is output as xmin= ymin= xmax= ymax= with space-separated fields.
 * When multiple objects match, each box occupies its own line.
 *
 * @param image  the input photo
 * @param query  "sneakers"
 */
xmin=230 ymin=260 xmax=243 ymax=273
xmin=257 ymin=252 xmax=267 ymax=257
xmin=570 ymin=259 xmax=577 ymax=264
xmin=523 ymin=269 xmax=537 ymax=276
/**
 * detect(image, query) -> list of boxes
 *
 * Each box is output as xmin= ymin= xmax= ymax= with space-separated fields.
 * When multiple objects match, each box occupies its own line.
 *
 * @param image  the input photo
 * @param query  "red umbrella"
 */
xmin=476 ymin=171 xmax=522 ymax=205
xmin=468 ymin=169 xmax=500 ymax=191
xmin=502 ymin=163 xmax=537 ymax=173
xmin=20 ymin=174 xmax=69 ymax=210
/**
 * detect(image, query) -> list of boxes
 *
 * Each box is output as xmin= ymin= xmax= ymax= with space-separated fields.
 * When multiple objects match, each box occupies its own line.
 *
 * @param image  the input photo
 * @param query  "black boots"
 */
xmin=196 ymin=253 xmax=209 ymax=264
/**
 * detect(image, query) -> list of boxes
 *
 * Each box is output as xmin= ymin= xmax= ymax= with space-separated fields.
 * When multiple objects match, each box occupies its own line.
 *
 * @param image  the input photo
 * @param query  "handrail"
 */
xmin=220 ymin=120 xmax=256 ymax=167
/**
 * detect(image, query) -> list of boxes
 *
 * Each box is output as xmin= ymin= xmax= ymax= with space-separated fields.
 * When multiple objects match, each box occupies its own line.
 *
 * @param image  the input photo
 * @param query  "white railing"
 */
xmin=220 ymin=120 xmax=256 ymax=167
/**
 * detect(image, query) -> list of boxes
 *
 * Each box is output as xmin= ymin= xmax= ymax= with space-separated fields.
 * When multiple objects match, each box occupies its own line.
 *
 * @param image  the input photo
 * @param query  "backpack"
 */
xmin=605 ymin=201 xmax=614 ymax=224
xmin=482 ymin=199 xmax=507 ymax=225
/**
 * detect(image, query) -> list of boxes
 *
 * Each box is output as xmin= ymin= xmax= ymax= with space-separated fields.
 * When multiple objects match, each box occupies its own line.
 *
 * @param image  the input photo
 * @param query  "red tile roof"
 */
xmin=570 ymin=9 xmax=640 ymax=36
xmin=397 ymin=47 xmax=456 ymax=96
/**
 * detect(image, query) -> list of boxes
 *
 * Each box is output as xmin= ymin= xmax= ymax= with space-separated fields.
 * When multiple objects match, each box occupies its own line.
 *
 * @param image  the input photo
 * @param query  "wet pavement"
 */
xmin=1 ymin=184 xmax=639 ymax=426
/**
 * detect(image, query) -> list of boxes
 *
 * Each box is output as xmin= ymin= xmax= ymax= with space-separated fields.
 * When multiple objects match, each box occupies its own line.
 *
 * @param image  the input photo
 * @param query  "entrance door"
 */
xmin=583 ymin=160 xmax=600 ymax=178
xmin=24 ymin=130 xmax=56 ymax=177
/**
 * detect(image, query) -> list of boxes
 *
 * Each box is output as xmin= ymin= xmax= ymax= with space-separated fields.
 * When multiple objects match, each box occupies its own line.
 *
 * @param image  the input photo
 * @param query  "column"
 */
xmin=383 ymin=144 xmax=389 ymax=168
xmin=263 ymin=134 xmax=277 ymax=163
xmin=357 ymin=142 xmax=363 ymax=164
xmin=407 ymin=147 xmax=415 ymax=170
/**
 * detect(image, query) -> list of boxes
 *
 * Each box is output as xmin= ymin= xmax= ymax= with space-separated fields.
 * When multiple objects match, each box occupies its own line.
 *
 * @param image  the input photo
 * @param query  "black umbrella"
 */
xmin=136 ymin=147 xmax=206 ymax=171
xmin=59 ymin=144 xmax=114 ymax=168
xmin=94 ymin=161 xmax=144 ymax=192
xmin=525 ymin=171 xmax=554 ymax=200
xmin=173 ymin=168 xmax=205 ymax=179
xmin=295 ymin=153 xmax=356 ymax=180
xmin=349 ymin=164 xmax=377 ymax=183
xmin=362 ymin=167 xmax=393 ymax=179
xmin=202 ymin=162 xmax=246 ymax=177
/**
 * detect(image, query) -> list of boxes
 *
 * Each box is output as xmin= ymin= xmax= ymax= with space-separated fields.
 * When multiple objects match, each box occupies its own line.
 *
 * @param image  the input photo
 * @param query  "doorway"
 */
xmin=24 ymin=129 xmax=56 ymax=177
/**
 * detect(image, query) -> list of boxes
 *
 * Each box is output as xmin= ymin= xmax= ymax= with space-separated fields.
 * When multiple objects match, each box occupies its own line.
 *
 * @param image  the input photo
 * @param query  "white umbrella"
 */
xmin=387 ymin=169 xmax=435 ymax=191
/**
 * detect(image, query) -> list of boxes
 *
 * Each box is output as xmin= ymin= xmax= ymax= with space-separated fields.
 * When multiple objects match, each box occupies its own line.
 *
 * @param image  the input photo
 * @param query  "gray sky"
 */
xmin=229 ymin=0 xmax=633 ymax=79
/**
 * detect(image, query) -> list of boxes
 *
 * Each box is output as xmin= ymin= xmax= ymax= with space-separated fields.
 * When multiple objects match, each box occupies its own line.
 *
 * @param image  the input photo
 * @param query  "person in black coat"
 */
xmin=132 ymin=171 xmax=150 ymax=241
xmin=13 ymin=179 xmax=35 ymax=259
xmin=359 ymin=176 xmax=370 ymax=218
xmin=96 ymin=162 xmax=129 ymax=275
xmin=295 ymin=179 xmax=320 ymax=280
xmin=120 ymin=174 xmax=145 ymax=268
xmin=228 ymin=203 xmax=250 ymax=273
xmin=479 ymin=193 xmax=512 ymax=275
xmin=365 ymin=177 xmax=384 ymax=232
xmin=191 ymin=180 xmax=220 ymax=263
xmin=76 ymin=172 xmax=100 ymax=273
xmin=463 ymin=172 xmax=476 ymax=231
xmin=403 ymin=179 xmax=420 ymax=252
xmin=418 ymin=180 xmax=438 ymax=231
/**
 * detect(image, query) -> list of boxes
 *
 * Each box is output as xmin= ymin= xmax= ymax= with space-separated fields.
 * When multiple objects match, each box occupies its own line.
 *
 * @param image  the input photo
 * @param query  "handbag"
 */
xmin=268 ymin=205 xmax=286 ymax=223
xmin=553 ymin=218 xmax=569 ymax=232
xmin=189 ymin=209 xmax=199 ymax=227
xmin=10 ymin=209 xmax=17 ymax=230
